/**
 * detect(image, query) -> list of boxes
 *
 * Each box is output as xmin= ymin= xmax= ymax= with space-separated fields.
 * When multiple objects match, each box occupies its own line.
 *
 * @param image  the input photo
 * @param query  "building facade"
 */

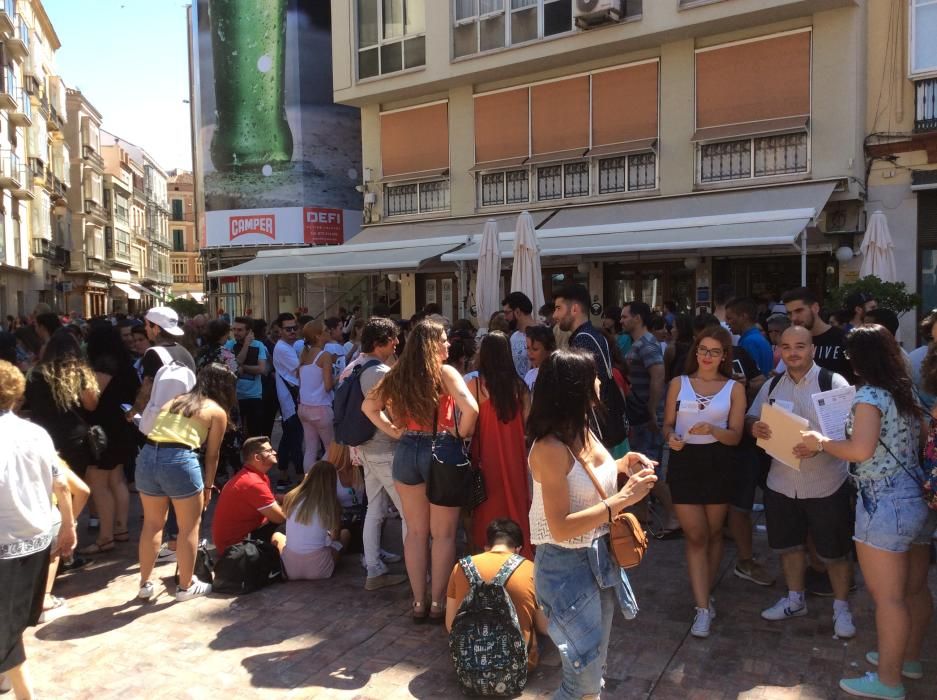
xmin=216 ymin=0 xmax=873 ymax=323
xmin=167 ymin=169 xmax=203 ymax=301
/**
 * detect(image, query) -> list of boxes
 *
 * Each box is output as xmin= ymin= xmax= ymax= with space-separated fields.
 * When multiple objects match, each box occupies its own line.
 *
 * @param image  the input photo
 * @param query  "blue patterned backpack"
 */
xmin=448 ymin=554 xmax=528 ymax=697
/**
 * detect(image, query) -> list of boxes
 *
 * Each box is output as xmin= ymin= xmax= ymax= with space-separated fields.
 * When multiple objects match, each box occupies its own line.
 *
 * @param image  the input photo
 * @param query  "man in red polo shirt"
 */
xmin=212 ymin=437 xmax=285 ymax=554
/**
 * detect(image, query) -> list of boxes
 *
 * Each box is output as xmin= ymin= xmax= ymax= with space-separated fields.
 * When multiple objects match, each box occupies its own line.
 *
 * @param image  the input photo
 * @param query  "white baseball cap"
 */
xmin=145 ymin=306 xmax=184 ymax=336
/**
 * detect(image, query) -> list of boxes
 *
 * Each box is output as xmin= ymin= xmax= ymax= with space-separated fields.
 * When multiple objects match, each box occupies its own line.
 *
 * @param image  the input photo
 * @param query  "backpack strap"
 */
xmin=491 ymin=554 xmax=524 ymax=587
xmin=579 ymin=331 xmax=612 ymax=377
xmin=766 ymin=372 xmax=784 ymax=398
xmin=149 ymin=345 xmax=173 ymax=367
xmin=818 ymin=367 xmax=833 ymax=393
xmin=458 ymin=556 xmax=484 ymax=589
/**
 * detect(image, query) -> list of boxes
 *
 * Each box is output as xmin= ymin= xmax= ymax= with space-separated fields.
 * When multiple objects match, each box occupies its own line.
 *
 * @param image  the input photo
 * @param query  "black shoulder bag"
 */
xmin=425 ymin=402 xmax=474 ymax=508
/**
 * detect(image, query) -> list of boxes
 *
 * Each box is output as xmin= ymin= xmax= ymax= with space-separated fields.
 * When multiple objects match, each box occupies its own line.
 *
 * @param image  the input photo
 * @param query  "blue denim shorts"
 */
xmin=135 ymin=444 xmax=204 ymax=499
xmin=853 ymin=472 xmax=931 ymax=553
xmin=392 ymin=432 xmax=463 ymax=486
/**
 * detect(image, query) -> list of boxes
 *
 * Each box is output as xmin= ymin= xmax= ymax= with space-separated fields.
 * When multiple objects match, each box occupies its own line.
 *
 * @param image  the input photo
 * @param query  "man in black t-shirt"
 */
xmin=780 ymin=287 xmax=853 ymax=383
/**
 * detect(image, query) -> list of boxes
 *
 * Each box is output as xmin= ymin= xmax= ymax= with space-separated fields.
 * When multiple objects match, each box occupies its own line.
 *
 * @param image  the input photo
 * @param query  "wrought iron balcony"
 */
xmin=915 ymin=77 xmax=937 ymax=133
xmin=9 ymin=88 xmax=30 ymax=126
xmin=31 ymin=237 xmax=53 ymax=259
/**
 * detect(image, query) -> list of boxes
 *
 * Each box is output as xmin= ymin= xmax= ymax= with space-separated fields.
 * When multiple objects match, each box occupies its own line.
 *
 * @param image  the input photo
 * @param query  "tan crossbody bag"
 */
xmin=582 ymin=460 xmax=648 ymax=569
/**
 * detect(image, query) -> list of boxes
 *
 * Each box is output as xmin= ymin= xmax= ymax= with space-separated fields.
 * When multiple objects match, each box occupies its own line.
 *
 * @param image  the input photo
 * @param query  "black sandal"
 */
xmin=412 ymin=601 xmax=428 ymax=624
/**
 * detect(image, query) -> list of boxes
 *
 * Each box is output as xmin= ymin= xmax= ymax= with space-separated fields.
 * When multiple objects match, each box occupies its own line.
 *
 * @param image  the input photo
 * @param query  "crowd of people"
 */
xmin=1 ymin=283 xmax=936 ymax=700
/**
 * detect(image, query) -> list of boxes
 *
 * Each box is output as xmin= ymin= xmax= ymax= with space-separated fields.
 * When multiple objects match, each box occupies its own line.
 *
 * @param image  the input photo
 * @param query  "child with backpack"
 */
xmin=445 ymin=519 xmax=547 ymax=696
xmin=279 ymin=460 xmax=351 ymax=580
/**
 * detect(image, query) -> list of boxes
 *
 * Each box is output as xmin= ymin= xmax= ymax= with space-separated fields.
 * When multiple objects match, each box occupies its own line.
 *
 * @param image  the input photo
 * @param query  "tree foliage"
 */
xmin=167 ymin=298 xmax=206 ymax=320
xmin=828 ymin=276 xmax=920 ymax=317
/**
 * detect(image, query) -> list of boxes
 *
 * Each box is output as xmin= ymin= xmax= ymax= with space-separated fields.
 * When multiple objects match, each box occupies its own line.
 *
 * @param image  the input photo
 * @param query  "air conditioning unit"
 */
xmin=574 ymin=0 xmax=622 ymax=28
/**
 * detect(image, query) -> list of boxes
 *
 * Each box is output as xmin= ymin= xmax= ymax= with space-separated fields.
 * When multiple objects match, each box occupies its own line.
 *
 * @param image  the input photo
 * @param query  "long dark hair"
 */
xmin=847 ymin=324 xmax=920 ymax=419
xmin=169 ymin=363 xmax=237 ymax=418
xmin=86 ymin=322 xmax=132 ymax=371
xmin=527 ymin=348 xmax=598 ymax=447
xmin=684 ymin=325 xmax=734 ymax=378
xmin=478 ymin=331 xmax=525 ymax=423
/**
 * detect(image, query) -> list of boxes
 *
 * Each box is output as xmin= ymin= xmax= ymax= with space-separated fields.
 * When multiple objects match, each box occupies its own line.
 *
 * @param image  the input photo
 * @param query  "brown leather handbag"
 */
xmin=583 ymin=460 xmax=648 ymax=569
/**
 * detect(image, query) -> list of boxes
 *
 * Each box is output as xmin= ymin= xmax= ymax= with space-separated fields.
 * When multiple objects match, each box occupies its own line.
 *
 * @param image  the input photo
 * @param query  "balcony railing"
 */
xmin=9 ymin=88 xmax=31 ymax=126
xmin=12 ymin=165 xmax=33 ymax=199
xmin=6 ymin=14 xmax=29 ymax=60
xmin=83 ymin=144 xmax=104 ymax=170
xmin=0 ymin=68 xmax=14 ymax=110
xmin=915 ymin=77 xmax=937 ymax=133
xmin=85 ymin=199 xmax=107 ymax=221
xmin=31 ymin=237 xmax=53 ymax=259
xmin=0 ymin=0 xmax=13 ymax=36
xmin=0 ymin=151 xmax=21 ymax=188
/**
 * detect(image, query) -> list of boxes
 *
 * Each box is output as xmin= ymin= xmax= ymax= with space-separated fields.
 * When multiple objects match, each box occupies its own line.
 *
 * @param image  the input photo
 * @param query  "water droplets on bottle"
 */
xmin=261 ymin=164 xmax=273 ymax=177
xmin=257 ymin=54 xmax=273 ymax=73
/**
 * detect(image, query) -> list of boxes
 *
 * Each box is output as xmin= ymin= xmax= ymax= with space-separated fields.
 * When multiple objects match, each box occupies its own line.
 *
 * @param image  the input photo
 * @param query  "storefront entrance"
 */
xmin=712 ymin=254 xmax=831 ymax=307
xmin=603 ymin=262 xmax=696 ymax=313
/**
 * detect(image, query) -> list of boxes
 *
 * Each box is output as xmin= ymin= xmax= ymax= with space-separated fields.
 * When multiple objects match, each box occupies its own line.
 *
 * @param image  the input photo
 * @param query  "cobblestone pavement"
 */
xmin=25 ymin=501 xmax=937 ymax=700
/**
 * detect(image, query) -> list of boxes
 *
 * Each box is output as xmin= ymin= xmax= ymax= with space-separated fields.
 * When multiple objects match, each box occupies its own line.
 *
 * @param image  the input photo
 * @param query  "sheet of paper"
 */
xmin=757 ymin=402 xmax=810 ymax=470
xmin=811 ymin=385 xmax=856 ymax=441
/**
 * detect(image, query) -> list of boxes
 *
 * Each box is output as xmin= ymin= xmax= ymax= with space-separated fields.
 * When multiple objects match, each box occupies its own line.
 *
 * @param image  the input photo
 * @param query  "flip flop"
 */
xmin=113 ymin=530 xmax=130 ymax=542
xmin=78 ymin=539 xmax=115 ymax=555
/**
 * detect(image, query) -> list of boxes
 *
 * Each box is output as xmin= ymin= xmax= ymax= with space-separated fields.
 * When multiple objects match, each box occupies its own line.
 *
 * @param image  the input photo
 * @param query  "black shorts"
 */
xmin=0 ymin=545 xmax=51 ymax=673
xmin=730 ymin=442 xmax=769 ymax=511
xmin=667 ymin=442 xmax=736 ymax=505
xmin=764 ymin=482 xmax=853 ymax=560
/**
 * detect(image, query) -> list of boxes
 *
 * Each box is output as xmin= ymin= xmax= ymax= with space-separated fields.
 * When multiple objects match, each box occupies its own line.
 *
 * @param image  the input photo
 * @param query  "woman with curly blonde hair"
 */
xmin=25 ymin=330 xmax=100 ymax=480
xmin=363 ymin=319 xmax=478 ymax=622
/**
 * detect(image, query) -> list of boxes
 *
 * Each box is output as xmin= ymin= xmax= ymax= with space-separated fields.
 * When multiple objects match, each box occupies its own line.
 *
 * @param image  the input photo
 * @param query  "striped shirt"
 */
xmin=747 ymin=362 xmax=849 ymax=499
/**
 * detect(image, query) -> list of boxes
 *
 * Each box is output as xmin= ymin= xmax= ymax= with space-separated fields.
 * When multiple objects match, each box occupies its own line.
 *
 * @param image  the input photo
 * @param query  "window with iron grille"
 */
xmin=478 ymin=169 xmax=528 ymax=207
xmin=537 ymin=165 xmax=562 ymax=200
xmin=598 ymin=156 xmax=627 ymax=194
xmin=699 ymin=139 xmax=751 ymax=182
xmin=754 ymin=133 xmax=808 ymax=176
xmin=564 ymin=161 xmax=589 ymax=198
xmin=505 ymin=169 xmax=529 ymax=203
xmin=385 ymin=179 xmax=449 ymax=216
xmin=915 ymin=77 xmax=937 ymax=132
xmin=481 ymin=172 xmax=505 ymax=206
xmin=699 ymin=133 xmax=807 ymax=183
xmin=628 ymin=152 xmax=656 ymax=190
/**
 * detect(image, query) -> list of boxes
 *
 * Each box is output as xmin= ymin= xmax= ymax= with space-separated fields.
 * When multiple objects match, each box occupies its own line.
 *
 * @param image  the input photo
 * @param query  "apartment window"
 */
xmin=454 ymin=0 xmax=573 ymax=58
xmin=357 ymin=0 xmax=426 ymax=79
xmin=597 ymin=152 xmax=657 ymax=194
xmin=196 ymin=257 xmax=204 ymax=279
xmin=171 ymin=198 xmax=183 ymax=220
xmin=911 ymin=0 xmax=937 ymax=77
xmin=699 ymin=132 xmax=807 ymax=183
xmin=172 ymin=258 xmax=187 ymax=282
xmin=385 ymin=179 xmax=449 ymax=216
xmin=479 ymin=169 xmax=529 ymax=207
xmin=915 ymin=77 xmax=937 ymax=132
xmin=563 ymin=161 xmax=589 ymax=197
xmin=172 ymin=228 xmax=184 ymax=252
xmin=537 ymin=165 xmax=562 ymax=200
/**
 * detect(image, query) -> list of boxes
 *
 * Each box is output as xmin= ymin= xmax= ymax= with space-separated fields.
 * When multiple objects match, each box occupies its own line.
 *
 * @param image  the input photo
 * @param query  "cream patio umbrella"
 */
xmin=475 ymin=219 xmax=502 ymax=332
xmin=510 ymin=211 xmax=545 ymax=315
xmin=859 ymin=210 xmax=897 ymax=282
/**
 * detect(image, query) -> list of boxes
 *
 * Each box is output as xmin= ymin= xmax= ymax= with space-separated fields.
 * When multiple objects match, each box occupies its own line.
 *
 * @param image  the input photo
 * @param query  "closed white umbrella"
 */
xmin=475 ymin=219 xmax=501 ymax=331
xmin=510 ymin=211 xmax=545 ymax=315
xmin=859 ymin=210 xmax=897 ymax=282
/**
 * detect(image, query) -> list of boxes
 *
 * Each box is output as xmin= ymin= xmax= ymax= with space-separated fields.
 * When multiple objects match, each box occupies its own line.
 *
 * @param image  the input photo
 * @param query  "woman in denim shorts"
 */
xmin=135 ymin=364 xmax=236 ymax=603
xmin=800 ymin=325 xmax=934 ymax=699
xmin=363 ymin=320 xmax=477 ymax=623
xmin=528 ymin=349 xmax=658 ymax=700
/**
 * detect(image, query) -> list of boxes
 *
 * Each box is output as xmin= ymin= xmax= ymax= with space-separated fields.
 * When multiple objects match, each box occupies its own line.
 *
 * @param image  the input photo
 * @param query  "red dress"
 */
xmin=470 ymin=379 xmax=532 ymax=558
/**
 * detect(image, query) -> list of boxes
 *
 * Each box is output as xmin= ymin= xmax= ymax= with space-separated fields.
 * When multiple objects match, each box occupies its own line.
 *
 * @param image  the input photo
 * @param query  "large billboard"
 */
xmin=192 ymin=0 xmax=361 ymax=248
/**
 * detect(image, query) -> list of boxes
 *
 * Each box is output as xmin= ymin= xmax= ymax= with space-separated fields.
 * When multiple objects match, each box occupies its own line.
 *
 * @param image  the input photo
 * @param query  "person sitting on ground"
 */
xmin=211 ymin=436 xmax=286 ymax=555
xmin=280 ymin=460 xmax=351 ymax=580
xmin=445 ymin=518 xmax=548 ymax=669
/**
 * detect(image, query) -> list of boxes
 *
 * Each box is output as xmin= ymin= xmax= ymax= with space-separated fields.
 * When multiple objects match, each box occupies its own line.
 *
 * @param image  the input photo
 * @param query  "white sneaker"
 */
xmin=761 ymin=596 xmax=807 ymax=621
xmin=138 ymin=581 xmax=155 ymax=601
xmin=175 ymin=576 xmax=211 ymax=601
xmin=834 ymin=607 xmax=856 ymax=638
xmin=379 ymin=549 xmax=402 ymax=564
xmin=156 ymin=545 xmax=177 ymax=564
xmin=691 ymin=607 xmax=712 ymax=638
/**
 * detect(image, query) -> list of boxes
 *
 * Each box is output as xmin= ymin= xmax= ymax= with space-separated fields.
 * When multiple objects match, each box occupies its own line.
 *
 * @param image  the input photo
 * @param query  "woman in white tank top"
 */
xmin=298 ymin=320 xmax=336 ymax=471
xmin=528 ymin=348 xmax=657 ymax=698
xmin=662 ymin=326 xmax=746 ymax=639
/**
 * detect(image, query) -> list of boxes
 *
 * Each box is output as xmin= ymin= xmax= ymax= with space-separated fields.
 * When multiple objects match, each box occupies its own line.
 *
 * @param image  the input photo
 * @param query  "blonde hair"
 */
xmin=375 ymin=319 xmax=446 ymax=428
xmin=300 ymin=320 xmax=326 ymax=366
xmin=325 ymin=442 xmax=363 ymax=492
xmin=0 ymin=360 xmax=25 ymax=410
xmin=282 ymin=460 xmax=340 ymax=529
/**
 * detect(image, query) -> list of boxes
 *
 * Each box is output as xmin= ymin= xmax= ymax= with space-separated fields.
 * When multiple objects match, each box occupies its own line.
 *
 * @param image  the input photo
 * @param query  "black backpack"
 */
xmin=449 ymin=555 xmax=528 ymax=697
xmin=333 ymin=359 xmax=382 ymax=446
xmin=211 ymin=538 xmax=283 ymax=594
xmin=579 ymin=332 xmax=629 ymax=447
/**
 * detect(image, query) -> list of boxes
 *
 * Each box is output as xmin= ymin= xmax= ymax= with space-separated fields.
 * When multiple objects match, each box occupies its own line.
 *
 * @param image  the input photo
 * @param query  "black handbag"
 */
xmin=467 ymin=378 xmax=488 ymax=510
xmin=72 ymin=407 xmax=108 ymax=462
xmin=426 ymin=403 xmax=474 ymax=507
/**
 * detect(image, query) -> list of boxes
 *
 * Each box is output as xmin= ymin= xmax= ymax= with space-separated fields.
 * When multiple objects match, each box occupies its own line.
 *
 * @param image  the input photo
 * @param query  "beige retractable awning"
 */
xmin=691 ymin=115 xmax=809 ymax=143
xmin=112 ymin=282 xmax=140 ymax=299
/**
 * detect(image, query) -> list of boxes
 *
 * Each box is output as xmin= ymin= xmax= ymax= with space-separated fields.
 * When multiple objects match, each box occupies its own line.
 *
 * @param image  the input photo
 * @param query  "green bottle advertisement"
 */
xmin=208 ymin=0 xmax=293 ymax=171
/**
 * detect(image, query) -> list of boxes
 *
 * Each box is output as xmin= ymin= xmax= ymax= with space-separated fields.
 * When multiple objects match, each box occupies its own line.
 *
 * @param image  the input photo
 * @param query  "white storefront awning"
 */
xmin=131 ymin=283 xmax=163 ymax=298
xmin=112 ymin=282 xmax=140 ymax=299
xmin=207 ymin=238 xmax=465 ymax=278
xmin=443 ymin=181 xmax=836 ymax=261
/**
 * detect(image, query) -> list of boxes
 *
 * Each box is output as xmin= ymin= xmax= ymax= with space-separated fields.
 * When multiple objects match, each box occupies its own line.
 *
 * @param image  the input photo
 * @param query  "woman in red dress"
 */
xmin=468 ymin=331 xmax=532 ymax=557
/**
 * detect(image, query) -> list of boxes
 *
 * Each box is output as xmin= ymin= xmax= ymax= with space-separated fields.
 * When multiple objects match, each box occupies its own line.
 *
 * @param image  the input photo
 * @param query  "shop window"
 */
xmin=385 ymin=178 xmax=449 ymax=216
xmin=357 ymin=0 xmax=425 ymax=79
xmin=698 ymin=132 xmax=807 ymax=184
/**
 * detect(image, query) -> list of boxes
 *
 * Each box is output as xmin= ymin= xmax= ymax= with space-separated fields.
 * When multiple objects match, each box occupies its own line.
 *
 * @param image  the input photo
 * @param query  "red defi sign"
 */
xmin=303 ymin=207 xmax=344 ymax=245
xmin=229 ymin=214 xmax=276 ymax=241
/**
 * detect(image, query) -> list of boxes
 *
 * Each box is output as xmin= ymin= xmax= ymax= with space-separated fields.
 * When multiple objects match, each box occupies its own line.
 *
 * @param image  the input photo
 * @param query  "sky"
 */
xmin=43 ymin=0 xmax=193 ymax=171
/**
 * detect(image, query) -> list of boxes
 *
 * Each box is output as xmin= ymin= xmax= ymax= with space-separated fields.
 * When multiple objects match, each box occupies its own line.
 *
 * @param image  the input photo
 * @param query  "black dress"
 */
xmin=25 ymin=371 xmax=94 ymax=476
xmin=90 ymin=355 xmax=141 ymax=470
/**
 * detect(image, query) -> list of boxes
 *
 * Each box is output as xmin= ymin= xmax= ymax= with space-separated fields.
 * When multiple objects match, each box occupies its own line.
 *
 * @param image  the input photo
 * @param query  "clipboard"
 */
xmin=757 ymin=402 xmax=810 ymax=470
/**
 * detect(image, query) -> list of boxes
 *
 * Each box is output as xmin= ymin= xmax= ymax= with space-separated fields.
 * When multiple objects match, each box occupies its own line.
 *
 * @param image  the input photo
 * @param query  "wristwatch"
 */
xmin=816 ymin=439 xmax=825 ymax=453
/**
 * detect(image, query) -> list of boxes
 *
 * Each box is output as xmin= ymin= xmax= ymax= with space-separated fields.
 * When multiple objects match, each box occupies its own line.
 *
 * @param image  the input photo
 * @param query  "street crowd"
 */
xmin=1 ymin=282 xmax=937 ymax=700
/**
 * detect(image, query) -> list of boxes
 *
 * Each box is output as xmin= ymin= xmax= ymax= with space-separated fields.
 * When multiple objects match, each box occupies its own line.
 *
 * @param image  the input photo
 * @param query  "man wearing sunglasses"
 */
xmin=272 ymin=312 xmax=304 ymax=489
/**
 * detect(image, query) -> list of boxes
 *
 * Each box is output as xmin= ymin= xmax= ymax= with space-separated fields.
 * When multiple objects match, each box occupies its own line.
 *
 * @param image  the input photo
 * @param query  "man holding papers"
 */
xmin=745 ymin=326 xmax=856 ymax=638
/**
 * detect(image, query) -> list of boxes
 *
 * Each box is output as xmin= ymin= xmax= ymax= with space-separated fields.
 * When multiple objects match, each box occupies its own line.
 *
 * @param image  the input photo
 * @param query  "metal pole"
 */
xmin=801 ymin=230 xmax=807 ymax=287
xmin=457 ymin=261 xmax=466 ymax=320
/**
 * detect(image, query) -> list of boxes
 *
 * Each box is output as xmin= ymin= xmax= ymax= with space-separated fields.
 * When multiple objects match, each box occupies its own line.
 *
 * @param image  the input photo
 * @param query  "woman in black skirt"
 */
xmin=662 ymin=325 xmax=745 ymax=639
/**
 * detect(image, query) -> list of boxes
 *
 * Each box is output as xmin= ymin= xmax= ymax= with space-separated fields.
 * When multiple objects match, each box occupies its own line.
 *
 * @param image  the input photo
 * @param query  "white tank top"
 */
xmin=674 ymin=376 xmax=734 ymax=445
xmin=299 ymin=351 xmax=331 ymax=406
xmin=529 ymin=436 xmax=618 ymax=549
